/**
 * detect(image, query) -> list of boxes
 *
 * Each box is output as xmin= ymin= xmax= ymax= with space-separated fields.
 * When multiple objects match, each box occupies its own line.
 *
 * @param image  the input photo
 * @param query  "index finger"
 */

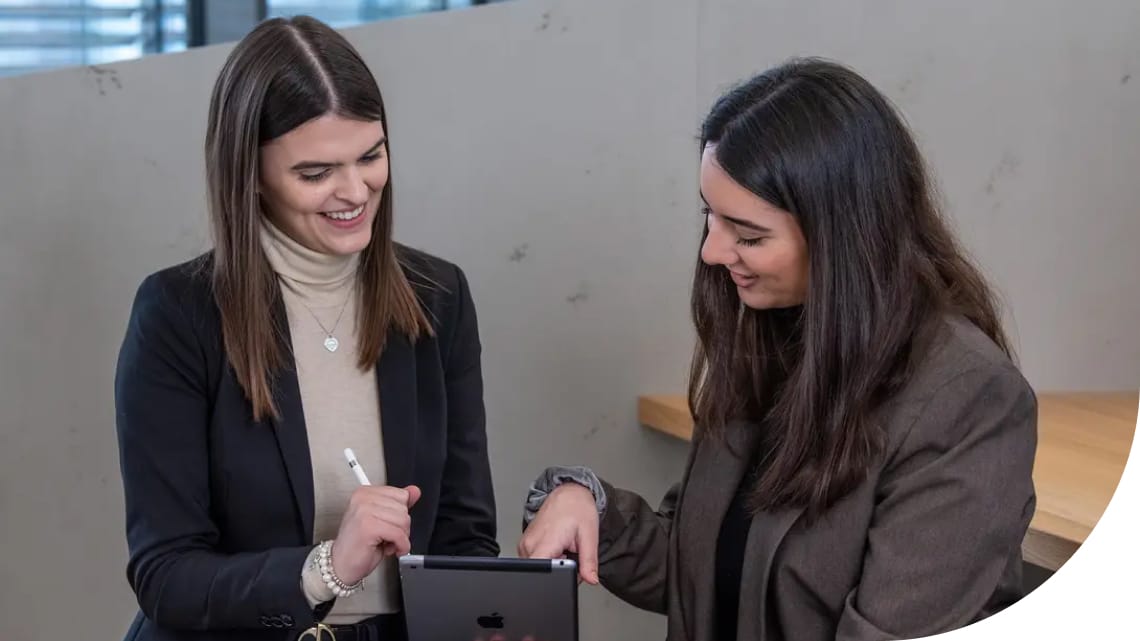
xmin=358 ymin=485 xmax=410 ymax=504
xmin=577 ymin=521 xmax=600 ymax=585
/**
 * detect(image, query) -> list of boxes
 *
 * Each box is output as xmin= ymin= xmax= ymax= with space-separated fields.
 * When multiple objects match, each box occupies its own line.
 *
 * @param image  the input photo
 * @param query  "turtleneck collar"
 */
xmin=260 ymin=217 xmax=359 ymax=299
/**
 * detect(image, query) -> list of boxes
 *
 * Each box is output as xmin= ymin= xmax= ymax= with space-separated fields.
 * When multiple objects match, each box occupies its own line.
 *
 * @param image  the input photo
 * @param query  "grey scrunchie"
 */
xmin=522 ymin=465 xmax=607 ymax=526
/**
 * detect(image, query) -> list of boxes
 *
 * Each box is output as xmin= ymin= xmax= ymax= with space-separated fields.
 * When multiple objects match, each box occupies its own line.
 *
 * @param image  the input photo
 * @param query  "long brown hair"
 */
xmin=205 ymin=16 xmax=431 ymax=420
xmin=689 ymin=58 xmax=1010 ymax=516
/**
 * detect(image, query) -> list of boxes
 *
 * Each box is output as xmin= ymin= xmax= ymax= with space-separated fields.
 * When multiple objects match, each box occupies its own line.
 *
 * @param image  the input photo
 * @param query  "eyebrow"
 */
xmin=699 ymin=192 xmax=774 ymax=233
xmin=289 ymin=136 xmax=387 ymax=171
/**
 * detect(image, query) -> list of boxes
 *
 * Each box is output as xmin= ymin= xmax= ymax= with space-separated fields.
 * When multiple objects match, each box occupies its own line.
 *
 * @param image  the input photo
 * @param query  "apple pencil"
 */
xmin=343 ymin=448 xmax=372 ymax=486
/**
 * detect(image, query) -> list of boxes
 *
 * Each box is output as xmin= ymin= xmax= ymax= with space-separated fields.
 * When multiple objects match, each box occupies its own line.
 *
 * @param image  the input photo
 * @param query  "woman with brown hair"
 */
xmin=115 ymin=16 xmax=497 ymax=641
xmin=519 ymin=58 xmax=1037 ymax=641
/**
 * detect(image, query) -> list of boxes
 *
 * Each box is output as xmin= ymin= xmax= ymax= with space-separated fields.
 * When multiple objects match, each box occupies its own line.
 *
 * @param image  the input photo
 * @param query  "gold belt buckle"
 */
xmin=298 ymin=622 xmax=336 ymax=640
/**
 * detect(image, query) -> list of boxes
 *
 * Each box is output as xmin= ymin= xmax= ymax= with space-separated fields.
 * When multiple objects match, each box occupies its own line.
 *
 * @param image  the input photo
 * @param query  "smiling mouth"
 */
xmin=321 ymin=204 xmax=365 ymax=221
xmin=729 ymin=271 xmax=759 ymax=290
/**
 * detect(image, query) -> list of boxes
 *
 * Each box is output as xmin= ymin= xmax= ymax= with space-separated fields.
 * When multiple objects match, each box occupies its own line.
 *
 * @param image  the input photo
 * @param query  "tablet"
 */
xmin=399 ymin=555 xmax=578 ymax=641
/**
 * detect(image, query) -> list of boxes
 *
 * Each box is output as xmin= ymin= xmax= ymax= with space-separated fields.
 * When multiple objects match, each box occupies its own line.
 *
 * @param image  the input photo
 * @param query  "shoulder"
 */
xmin=395 ymin=243 xmax=475 ymax=332
xmin=117 ymin=254 xmax=220 ymax=394
xmin=911 ymin=315 xmax=1031 ymax=400
xmin=880 ymin=315 xmax=1036 ymax=454
xmin=126 ymin=252 xmax=218 ymax=340
xmin=135 ymin=253 xmax=213 ymax=302
xmin=395 ymin=243 xmax=465 ymax=290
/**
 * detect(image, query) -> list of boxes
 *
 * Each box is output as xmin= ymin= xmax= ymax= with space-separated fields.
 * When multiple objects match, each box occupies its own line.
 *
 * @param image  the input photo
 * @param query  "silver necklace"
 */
xmin=298 ymin=293 xmax=351 ymax=352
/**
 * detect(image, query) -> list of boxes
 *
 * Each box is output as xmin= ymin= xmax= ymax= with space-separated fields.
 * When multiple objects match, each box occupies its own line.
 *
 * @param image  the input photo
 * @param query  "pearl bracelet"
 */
xmin=317 ymin=540 xmax=363 ymax=598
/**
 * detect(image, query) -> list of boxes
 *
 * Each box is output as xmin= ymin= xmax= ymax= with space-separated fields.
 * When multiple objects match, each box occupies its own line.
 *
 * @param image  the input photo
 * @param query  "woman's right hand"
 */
xmin=517 ymin=483 xmax=600 ymax=585
xmin=331 ymin=485 xmax=421 ymax=585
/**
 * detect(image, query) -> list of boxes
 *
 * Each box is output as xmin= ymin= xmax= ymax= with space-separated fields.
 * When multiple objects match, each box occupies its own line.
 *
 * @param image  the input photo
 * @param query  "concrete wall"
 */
xmin=0 ymin=0 xmax=1137 ymax=639
xmin=695 ymin=0 xmax=1140 ymax=389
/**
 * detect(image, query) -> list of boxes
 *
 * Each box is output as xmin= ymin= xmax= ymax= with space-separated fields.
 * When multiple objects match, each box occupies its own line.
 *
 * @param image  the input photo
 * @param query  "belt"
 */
xmin=299 ymin=612 xmax=406 ymax=641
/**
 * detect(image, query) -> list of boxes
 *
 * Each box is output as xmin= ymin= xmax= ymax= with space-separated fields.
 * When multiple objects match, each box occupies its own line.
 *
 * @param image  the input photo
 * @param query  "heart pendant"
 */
xmin=324 ymin=336 xmax=339 ymax=352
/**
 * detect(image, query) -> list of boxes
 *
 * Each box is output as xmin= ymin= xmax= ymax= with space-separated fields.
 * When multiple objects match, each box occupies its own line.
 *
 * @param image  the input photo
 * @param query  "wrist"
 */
xmin=523 ymin=466 xmax=608 ymax=527
xmin=302 ymin=545 xmax=336 ymax=605
xmin=318 ymin=540 xmax=364 ymax=598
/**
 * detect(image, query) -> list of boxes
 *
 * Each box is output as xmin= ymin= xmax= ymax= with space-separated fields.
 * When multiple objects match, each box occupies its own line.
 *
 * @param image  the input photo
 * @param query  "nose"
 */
xmin=334 ymin=167 xmax=370 ymax=206
xmin=700 ymin=213 xmax=738 ymax=268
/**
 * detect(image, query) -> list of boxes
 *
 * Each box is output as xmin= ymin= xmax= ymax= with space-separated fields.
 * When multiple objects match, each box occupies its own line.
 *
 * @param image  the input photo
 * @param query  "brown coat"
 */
xmin=596 ymin=317 xmax=1037 ymax=641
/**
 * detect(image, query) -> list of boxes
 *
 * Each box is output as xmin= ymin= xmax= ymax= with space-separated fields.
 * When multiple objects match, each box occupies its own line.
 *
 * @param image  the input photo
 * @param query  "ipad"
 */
xmin=399 ymin=555 xmax=578 ymax=641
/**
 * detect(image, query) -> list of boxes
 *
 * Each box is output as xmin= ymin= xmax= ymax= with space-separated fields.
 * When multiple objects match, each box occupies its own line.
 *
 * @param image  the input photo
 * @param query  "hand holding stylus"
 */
xmin=328 ymin=448 xmax=422 ymax=586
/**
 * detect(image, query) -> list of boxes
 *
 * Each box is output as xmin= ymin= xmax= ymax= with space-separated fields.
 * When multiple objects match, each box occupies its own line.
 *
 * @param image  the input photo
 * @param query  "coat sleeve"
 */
xmin=116 ymin=273 xmax=326 ymax=632
xmin=594 ymin=478 xmax=683 ymax=614
xmin=836 ymin=365 xmax=1037 ymax=640
xmin=427 ymin=265 xmax=500 ymax=557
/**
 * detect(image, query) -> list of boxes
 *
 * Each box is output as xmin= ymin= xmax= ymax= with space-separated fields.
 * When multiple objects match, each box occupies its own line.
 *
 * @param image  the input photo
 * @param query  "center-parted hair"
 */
xmin=205 ymin=16 xmax=430 ymax=420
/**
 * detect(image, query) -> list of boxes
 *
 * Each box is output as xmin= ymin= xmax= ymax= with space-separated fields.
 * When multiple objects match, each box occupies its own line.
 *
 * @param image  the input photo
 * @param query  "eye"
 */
xmin=299 ymin=170 xmax=330 ymax=183
xmin=359 ymin=151 xmax=385 ymax=164
xmin=737 ymin=236 xmax=766 ymax=247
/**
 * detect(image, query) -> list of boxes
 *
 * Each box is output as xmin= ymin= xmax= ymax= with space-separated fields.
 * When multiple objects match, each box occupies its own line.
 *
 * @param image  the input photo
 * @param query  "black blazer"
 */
xmin=114 ymin=246 xmax=499 ymax=641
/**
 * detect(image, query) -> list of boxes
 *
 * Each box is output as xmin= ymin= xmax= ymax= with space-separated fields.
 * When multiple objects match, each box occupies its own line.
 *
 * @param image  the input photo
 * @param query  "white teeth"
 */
xmin=323 ymin=204 xmax=364 ymax=221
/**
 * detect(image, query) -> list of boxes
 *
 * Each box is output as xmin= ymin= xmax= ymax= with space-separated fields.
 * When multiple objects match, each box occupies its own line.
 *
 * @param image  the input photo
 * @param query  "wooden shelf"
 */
xmin=638 ymin=390 xmax=1138 ymax=571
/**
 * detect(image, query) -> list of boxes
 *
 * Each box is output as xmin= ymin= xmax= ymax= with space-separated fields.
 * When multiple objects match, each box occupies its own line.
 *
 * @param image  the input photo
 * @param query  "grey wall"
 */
xmin=0 ymin=1 xmax=1137 ymax=639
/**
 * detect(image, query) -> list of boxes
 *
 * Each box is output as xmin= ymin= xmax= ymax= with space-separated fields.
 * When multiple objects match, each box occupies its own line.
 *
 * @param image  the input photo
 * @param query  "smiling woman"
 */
xmin=519 ymin=58 xmax=1037 ymax=641
xmin=114 ymin=15 xmax=498 ymax=641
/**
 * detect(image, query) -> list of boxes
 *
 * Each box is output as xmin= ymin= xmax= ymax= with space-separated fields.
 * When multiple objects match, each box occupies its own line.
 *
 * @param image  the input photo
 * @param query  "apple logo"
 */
xmin=476 ymin=612 xmax=505 ymax=629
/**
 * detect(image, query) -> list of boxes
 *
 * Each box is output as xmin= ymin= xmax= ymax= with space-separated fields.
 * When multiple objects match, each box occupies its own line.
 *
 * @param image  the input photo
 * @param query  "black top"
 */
xmin=715 ymin=308 xmax=798 ymax=639
xmin=715 ymin=451 xmax=763 ymax=640
xmin=114 ymin=246 xmax=499 ymax=641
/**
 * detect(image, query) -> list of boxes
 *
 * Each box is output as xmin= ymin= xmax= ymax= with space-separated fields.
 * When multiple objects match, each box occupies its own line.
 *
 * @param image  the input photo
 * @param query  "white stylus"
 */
xmin=343 ymin=448 xmax=372 ymax=486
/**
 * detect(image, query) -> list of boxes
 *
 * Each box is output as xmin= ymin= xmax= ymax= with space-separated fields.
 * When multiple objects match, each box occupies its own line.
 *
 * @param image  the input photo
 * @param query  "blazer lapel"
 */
xmin=267 ymin=310 xmax=421 ymax=546
xmin=375 ymin=330 xmax=417 ymax=492
xmin=268 ymin=301 xmax=317 ymax=542
xmin=678 ymin=423 xmax=762 ymax=641
xmin=735 ymin=499 xmax=807 ymax=641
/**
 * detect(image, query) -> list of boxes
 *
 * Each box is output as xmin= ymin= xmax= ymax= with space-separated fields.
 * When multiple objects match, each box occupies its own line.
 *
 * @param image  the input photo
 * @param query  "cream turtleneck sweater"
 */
xmin=259 ymin=219 xmax=399 ymax=621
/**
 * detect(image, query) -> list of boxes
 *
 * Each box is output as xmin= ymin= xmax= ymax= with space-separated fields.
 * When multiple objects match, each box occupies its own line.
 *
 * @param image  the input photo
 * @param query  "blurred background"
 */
xmin=0 ymin=0 xmax=503 ymax=77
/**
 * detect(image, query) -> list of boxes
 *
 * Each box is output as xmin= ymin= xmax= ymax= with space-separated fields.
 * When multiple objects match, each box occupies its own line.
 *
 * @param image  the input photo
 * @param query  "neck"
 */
xmin=260 ymin=218 xmax=359 ymax=297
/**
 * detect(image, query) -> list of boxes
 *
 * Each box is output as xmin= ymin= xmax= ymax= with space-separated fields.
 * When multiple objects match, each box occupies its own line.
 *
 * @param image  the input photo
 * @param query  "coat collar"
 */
xmin=675 ymin=422 xmax=807 ymax=641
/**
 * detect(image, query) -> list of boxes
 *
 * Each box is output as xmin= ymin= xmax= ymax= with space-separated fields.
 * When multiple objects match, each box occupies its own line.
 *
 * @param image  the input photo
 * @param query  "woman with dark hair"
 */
xmin=520 ymin=58 xmax=1036 ymax=641
xmin=115 ymin=16 xmax=497 ymax=641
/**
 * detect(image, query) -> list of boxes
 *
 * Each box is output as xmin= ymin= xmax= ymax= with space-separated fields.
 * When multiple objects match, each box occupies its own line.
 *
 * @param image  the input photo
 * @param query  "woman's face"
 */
xmin=258 ymin=114 xmax=388 ymax=256
xmin=699 ymin=145 xmax=809 ymax=310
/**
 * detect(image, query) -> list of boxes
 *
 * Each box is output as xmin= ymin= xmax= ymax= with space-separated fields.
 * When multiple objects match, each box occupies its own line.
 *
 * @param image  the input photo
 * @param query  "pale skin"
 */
xmin=517 ymin=144 xmax=809 ymax=583
xmin=698 ymin=145 xmax=809 ymax=309
xmin=259 ymin=113 xmax=388 ymax=257
xmin=259 ymin=113 xmax=419 ymax=586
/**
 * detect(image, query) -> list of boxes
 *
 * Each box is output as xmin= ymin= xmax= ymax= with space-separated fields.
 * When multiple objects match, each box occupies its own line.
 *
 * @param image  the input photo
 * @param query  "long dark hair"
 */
xmin=205 ymin=16 xmax=431 ymax=421
xmin=688 ymin=58 xmax=1009 ymax=515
